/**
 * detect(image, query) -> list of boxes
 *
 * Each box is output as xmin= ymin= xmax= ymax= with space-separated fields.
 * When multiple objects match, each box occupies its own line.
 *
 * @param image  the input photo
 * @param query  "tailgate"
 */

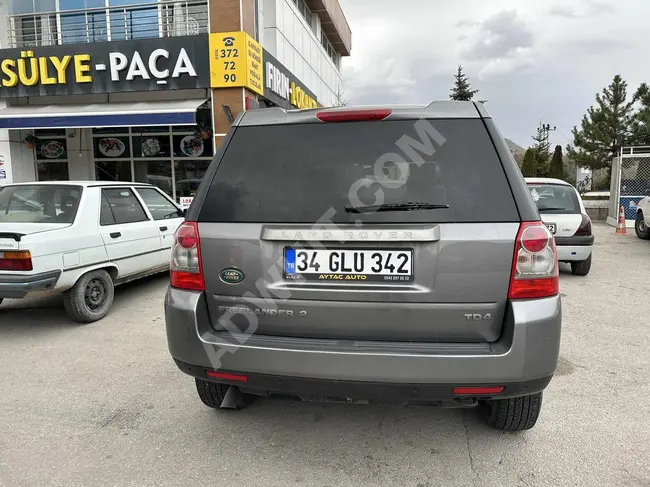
xmin=196 ymin=117 xmax=520 ymax=343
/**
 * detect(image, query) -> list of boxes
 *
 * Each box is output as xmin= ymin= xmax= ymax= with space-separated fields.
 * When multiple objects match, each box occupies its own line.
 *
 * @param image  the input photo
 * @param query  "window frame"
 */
xmin=99 ymin=186 xmax=151 ymax=226
xmin=134 ymin=186 xmax=184 ymax=221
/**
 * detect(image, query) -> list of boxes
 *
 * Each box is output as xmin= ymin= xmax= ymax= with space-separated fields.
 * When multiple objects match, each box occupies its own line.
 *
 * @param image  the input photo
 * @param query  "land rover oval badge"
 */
xmin=220 ymin=268 xmax=244 ymax=284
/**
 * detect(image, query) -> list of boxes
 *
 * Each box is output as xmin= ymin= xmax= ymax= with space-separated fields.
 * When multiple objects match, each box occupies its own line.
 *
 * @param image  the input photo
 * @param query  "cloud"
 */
xmin=548 ymin=5 xmax=578 ymax=18
xmin=459 ymin=9 xmax=535 ymax=61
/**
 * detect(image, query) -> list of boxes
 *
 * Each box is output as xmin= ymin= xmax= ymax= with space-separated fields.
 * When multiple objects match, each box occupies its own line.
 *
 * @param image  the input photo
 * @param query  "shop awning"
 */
xmin=0 ymin=99 xmax=207 ymax=130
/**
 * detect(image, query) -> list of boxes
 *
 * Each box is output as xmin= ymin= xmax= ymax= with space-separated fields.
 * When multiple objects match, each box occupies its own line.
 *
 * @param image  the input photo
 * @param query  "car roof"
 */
xmin=525 ymin=177 xmax=573 ymax=187
xmin=236 ymin=101 xmax=492 ymax=127
xmin=3 ymin=181 xmax=154 ymax=188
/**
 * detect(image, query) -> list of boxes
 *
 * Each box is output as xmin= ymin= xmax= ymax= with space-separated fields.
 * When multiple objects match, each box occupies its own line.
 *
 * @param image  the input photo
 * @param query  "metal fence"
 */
xmin=7 ymin=0 xmax=209 ymax=48
xmin=608 ymin=146 xmax=650 ymax=226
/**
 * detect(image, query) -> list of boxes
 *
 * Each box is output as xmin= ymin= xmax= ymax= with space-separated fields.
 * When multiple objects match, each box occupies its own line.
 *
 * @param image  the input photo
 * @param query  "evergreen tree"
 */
xmin=332 ymin=88 xmax=348 ymax=107
xmin=567 ymin=75 xmax=635 ymax=172
xmin=450 ymin=65 xmax=479 ymax=101
xmin=521 ymin=148 xmax=537 ymax=177
xmin=549 ymin=145 xmax=565 ymax=180
xmin=631 ymin=83 xmax=650 ymax=145
xmin=532 ymin=123 xmax=552 ymax=176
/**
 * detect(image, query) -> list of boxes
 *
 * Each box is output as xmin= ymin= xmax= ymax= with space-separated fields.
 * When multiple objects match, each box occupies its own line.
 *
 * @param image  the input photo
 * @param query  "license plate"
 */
xmin=545 ymin=223 xmax=556 ymax=234
xmin=284 ymin=248 xmax=414 ymax=282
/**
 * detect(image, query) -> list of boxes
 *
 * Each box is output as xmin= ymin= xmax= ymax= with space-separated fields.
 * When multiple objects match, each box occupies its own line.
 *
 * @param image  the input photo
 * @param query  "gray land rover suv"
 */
xmin=165 ymin=101 xmax=562 ymax=431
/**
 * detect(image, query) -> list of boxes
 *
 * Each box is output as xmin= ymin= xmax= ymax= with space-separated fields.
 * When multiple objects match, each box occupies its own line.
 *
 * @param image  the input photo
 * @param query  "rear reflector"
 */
xmin=453 ymin=386 xmax=505 ymax=395
xmin=205 ymin=371 xmax=249 ymax=382
xmin=0 ymin=250 xmax=33 ymax=271
xmin=316 ymin=109 xmax=391 ymax=123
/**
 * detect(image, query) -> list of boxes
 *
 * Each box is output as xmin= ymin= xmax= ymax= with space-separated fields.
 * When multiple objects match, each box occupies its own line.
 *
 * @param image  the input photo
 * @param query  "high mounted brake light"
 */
xmin=316 ymin=109 xmax=391 ymax=123
xmin=508 ymin=221 xmax=559 ymax=300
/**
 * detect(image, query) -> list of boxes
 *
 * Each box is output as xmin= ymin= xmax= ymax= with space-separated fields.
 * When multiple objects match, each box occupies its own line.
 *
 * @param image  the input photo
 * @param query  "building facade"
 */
xmin=0 ymin=0 xmax=351 ymax=204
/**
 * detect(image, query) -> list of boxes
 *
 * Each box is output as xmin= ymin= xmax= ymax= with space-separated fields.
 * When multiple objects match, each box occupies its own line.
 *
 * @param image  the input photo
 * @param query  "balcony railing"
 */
xmin=7 ymin=0 xmax=209 ymax=48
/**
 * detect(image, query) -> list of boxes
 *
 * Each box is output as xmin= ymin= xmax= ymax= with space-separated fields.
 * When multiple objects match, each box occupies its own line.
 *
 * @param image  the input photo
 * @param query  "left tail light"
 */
xmin=170 ymin=222 xmax=204 ymax=291
xmin=0 ymin=251 xmax=33 ymax=271
xmin=574 ymin=214 xmax=592 ymax=236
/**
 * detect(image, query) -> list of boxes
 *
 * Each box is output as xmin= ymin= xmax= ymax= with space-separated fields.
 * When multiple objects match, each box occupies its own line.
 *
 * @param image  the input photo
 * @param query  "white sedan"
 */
xmin=525 ymin=177 xmax=594 ymax=276
xmin=0 ymin=181 xmax=185 ymax=322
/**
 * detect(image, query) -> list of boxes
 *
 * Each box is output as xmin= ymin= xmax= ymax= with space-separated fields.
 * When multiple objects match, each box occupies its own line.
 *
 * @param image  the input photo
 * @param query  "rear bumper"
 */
xmin=165 ymin=288 xmax=562 ymax=391
xmin=0 ymin=270 xmax=61 ymax=299
xmin=554 ymin=235 xmax=594 ymax=246
xmin=556 ymin=245 xmax=592 ymax=262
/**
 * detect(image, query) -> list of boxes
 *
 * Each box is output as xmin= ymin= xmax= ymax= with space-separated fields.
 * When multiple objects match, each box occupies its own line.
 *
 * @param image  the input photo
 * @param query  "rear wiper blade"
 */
xmin=345 ymin=202 xmax=450 ymax=214
xmin=538 ymin=207 xmax=567 ymax=212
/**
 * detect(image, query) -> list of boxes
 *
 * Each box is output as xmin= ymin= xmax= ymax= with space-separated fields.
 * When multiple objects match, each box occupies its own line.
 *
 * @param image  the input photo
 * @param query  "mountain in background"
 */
xmin=505 ymin=138 xmax=526 ymax=166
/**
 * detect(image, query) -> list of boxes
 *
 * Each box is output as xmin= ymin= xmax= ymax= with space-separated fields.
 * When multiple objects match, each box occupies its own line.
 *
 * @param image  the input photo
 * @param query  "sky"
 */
xmin=337 ymin=0 xmax=649 ymax=149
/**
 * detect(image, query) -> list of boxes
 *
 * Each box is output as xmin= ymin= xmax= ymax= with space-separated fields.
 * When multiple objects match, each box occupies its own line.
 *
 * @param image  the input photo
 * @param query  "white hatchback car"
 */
xmin=525 ymin=178 xmax=594 ymax=276
xmin=0 ymin=181 xmax=185 ymax=322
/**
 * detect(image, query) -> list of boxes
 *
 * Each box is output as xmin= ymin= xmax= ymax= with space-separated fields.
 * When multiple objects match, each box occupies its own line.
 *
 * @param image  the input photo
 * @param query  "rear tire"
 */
xmin=483 ymin=392 xmax=543 ymax=431
xmin=195 ymin=379 xmax=253 ymax=410
xmin=635 ymin=212 xmax=650 ymax=240
xmin=63 ymin=270 xmax=115 ymax=323
xmin=571 ymin=253 xmax=592 ymax=276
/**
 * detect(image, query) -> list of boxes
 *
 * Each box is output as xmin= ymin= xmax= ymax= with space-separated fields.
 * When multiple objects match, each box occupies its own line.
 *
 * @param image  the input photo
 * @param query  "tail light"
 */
xmin=316 ymin=109 xmax=391 ymax=123
xmin=170 ymin=222 xmax=204 ymax=291
xmin=574 ymin=214 xmax=592 ymax=236
xmin=508 ymin=222 xmax=559 ymax=300
xmin=0 ymin=251 xmax=33 ymax=271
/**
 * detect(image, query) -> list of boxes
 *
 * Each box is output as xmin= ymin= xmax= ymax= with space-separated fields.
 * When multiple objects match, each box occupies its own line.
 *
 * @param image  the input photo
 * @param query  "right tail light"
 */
xmin=574 ymin=214 xmax=592 ymax=236
xmin=508 ymin=222 xmax=559 ymax=300
xmin=170 ymin=222 xmax=205 ymax=291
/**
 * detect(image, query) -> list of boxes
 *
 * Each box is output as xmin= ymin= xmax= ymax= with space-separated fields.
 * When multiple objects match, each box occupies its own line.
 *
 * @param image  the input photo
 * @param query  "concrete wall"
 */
xmin=263 ymin=0 xmax=343 ymax=107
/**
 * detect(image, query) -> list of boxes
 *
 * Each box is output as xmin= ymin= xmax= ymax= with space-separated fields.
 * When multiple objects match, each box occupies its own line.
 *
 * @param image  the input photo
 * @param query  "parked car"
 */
xmin=634 ymin=196 xmax=650 ymax=239
xmin=525 ymin=178 xmax=594 ymax=276
xmin=0 ymin=181 xmax=184 ymax=322
xmin=165 ymin=102 xmax=562 ymax=431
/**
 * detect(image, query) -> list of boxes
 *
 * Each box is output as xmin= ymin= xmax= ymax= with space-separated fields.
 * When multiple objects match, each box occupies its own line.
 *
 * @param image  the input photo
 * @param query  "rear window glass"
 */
xmin=0 ymin=185 xmax=82 ymax=224
xmin=528 ymin=184 xmax=580 ymax=214
xmin=199 ymin=119 xmax=518 ymax=223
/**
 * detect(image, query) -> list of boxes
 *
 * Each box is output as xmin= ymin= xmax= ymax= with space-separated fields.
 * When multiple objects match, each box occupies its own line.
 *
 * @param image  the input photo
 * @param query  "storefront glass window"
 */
xmin=174 ymin=160 xmax=210 ymax=199
xmin=35 ymin=130 xmax=69 ymax=182
xmin=90 ymin=127 xmax=212 ymax=202
xmin=134 ymin=160 xmax=173 ymax=196
xmin=95 ymin=161 xmax=132 ymax=182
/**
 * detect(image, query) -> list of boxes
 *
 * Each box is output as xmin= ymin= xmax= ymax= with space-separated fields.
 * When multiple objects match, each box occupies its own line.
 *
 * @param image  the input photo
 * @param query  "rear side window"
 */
xmin=135 ymin=188 xmax=184 ymax=220
xmin=101 ymin=188 xmax=149 ymax=225
xmin=0 ymin=185 xmax=81 ymax=224
xmin=528 ymin=184 xmax=581 ymax=214
xmin=199 ymin=120 xmax=519 ymax=223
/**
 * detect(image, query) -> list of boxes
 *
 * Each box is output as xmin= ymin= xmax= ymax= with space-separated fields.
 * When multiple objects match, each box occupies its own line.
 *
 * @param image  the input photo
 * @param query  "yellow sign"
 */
xmin=209 ymin=32 xmax=264 ymax=96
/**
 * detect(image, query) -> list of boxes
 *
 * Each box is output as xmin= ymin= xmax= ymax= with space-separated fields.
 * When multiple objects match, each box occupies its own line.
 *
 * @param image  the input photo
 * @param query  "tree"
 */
xmin=532 ymin=123 xmax=552 ymax=176
xmin=631 ymin=83 xmax=650 ymax=145
xmin=521 ymin=148 xmax=538 ymax=177
xmin=450 ymin=65 xmax=479 ymax=101
xmin=332 ymin=88 xmax=348 ymax=107
xmin=567 ymin=75 xmax=635 ymax=174
xmin=549 ymin=145 xmax=565 ymax=180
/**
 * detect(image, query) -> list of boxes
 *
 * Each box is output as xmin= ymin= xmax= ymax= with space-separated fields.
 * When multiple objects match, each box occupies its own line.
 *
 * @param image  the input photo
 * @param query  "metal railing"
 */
xmin=7 ymin=0 xmax=209 ymax=48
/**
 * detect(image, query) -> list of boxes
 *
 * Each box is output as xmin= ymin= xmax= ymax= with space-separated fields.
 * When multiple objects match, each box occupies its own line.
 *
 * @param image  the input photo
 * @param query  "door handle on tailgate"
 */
xmin=110 ymin=232 xmax=121 ymax=239
xmin=159 ymin=226 xmax=168 ymax=232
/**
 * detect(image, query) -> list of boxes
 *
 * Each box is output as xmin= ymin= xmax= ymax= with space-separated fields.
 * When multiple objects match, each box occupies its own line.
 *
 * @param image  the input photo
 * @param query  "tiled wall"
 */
xmin=263 ymin=0 xmax=343 ymax=107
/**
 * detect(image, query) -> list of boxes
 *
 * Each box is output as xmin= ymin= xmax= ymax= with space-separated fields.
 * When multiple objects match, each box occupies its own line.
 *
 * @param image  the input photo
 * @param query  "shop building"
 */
xmin=0 ymin=0 xmax=351 ymax=204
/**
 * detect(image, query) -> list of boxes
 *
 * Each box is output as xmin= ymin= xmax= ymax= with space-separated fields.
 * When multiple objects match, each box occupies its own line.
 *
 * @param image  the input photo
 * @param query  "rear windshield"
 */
xmin=527 ymin=183 xmax=580 ymax=214
xmin=199 ymin=119 xmax=519 ymax=223
xmin=0 ymin=185 xmax=82 ymax=224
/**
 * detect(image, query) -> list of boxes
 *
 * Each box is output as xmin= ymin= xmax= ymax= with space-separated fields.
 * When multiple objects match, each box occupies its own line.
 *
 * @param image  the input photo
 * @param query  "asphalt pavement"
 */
xmin=0 ymin=223 xmax=649 ymax=487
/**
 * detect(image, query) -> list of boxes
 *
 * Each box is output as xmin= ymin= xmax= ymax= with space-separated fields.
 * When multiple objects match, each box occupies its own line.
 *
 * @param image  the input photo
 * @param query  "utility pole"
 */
xmin=541 ymin=123 xmax=556 ymax=154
